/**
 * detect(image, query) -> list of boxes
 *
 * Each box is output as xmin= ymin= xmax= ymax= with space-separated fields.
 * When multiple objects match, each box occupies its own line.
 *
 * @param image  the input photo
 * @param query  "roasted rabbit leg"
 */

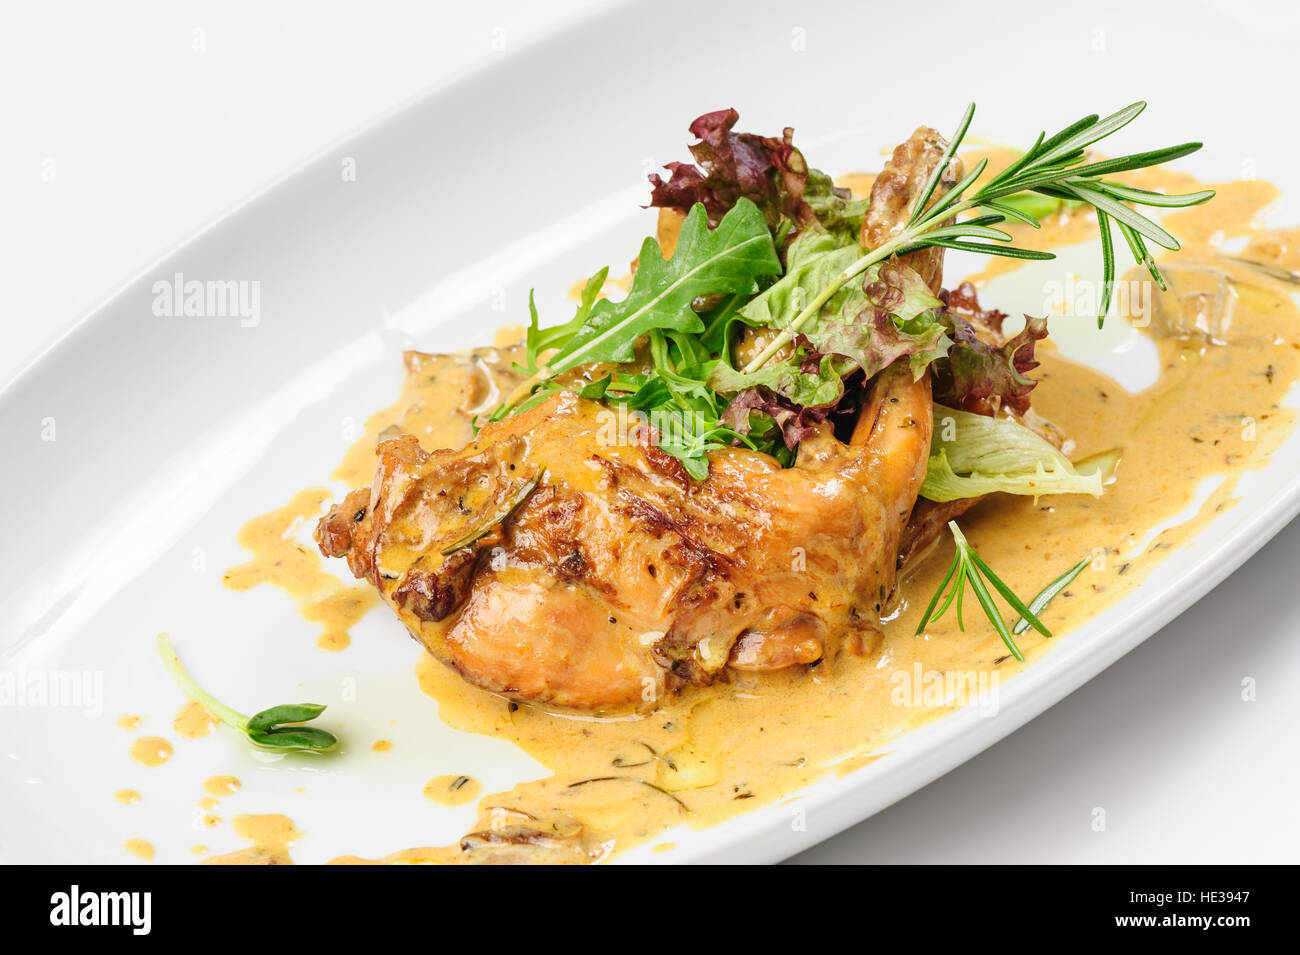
xmin=318 ymin=366 xmax=930 ymax=711
xmin=318 ymin=127 xmax=956 ymax=712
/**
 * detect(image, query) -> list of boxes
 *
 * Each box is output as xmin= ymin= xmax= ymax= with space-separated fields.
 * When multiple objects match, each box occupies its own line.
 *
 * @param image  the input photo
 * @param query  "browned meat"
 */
xmin=318 ymin=125 xmax=965 ymax=713
xmin=318 ymin=365 xmax=930 ymax=712
xmin=897 ymin=496 xmax=984 ymax=569
xmin=864 ymin=127 xmax=961 ymax=291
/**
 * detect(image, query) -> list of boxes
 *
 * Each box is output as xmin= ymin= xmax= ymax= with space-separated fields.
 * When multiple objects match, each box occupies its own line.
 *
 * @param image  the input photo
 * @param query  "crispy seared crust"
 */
xmin=318 ymin=367 xmax=931 ymax=712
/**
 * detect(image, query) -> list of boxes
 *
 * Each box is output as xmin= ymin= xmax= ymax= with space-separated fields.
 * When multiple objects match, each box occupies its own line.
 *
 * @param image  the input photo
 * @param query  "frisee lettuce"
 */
xmin=921 ymin=405 xmax=1104 ymax=502
xmin=735 ymin=231 xmax=950 ymax=382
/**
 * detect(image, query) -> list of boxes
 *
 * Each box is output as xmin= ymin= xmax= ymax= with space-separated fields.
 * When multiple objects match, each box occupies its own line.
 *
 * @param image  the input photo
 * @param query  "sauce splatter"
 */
xmin=423 ymin=774 xmax=482 ymax=806
xmin=124 ymin=838 xmax=155 ymax=862
xmin=223 ymin=488 xmax=377 ymax=651
xmin=129 ymin=737 xmax=173 ymax=767
xmin=173 ymin=700 xmax=216 ymax=739
xmin=204 ymin=814 xmax=302 ymax=865
xmin=203 ymin=775 xmax=241 ymax=797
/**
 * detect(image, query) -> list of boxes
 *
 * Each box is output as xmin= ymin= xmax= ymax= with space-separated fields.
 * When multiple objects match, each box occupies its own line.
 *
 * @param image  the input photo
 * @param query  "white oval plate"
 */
xmin=3 ymin=0 xmax=1299 ymax=864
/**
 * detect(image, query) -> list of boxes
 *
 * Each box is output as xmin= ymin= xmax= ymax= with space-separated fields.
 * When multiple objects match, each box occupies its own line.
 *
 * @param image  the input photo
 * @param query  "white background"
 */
xmin=1 ymin=0 xmax=1295 ymax=863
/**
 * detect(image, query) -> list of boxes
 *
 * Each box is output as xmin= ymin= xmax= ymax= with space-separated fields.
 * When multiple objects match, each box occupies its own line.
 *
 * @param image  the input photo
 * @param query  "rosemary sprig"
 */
xmin=914 ymin=522 xmax=1049 ymax=662
xmin=567 ymin=776 xmax=689 ymax=812
xmin=1012 ymin=555 xmax=1090 ymax=635
xmin=156 ymin=633 xmax=339 ymax=753
xmin=439 ymin=469 xmax=544 ymax=555
xmin=742 ymin=101 xmax=1214 ymax=372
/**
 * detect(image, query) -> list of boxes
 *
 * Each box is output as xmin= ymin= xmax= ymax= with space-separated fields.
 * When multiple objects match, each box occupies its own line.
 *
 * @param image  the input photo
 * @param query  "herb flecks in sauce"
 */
xmin=424 ymin=774 xmax=483 ymax=807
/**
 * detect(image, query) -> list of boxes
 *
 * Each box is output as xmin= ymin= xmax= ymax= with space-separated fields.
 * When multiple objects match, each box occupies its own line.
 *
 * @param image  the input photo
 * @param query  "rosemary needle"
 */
xmin=1012 ymin=556 xmax=1091 ymax=635
xmin=914 ymin=522 xmax=1050 ymax=662
xmin=744 ymin=101 xmax=1214 ymax=371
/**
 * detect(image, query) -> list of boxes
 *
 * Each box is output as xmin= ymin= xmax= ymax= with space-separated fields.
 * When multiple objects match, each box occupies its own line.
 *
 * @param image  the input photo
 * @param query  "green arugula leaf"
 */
xmin=523 ymin=268 xmax=608 ymax=373
xmin=543 ymin=198 xmax=781 ymax=377
xmin=698 ymin=291 xmax=751 ymax=354
xmin=654 ymin=415 xmax=743 ymax=480
xmin=488 ymin=198 xmax=786 ymax=478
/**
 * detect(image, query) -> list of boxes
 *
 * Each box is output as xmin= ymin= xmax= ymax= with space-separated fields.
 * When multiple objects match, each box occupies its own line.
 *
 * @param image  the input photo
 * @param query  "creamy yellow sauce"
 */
xmin=204 ymin=814 xmax=301 ymax=865
xmin=203 ymin=775 xmax=242 ymax=797
xmin=423 ymin=774 xmax=483 ymax=807
xmin=116 ymin=713 xmax=142 ymax=731
xmin=114 ymin=788 xmax=141 ymax=805
xmin=223 ymin=488 xmax=378 ymax=651
xmin=173 ymin=700 xmax=216 ymax=739
xmin=225 ymin=157 xmax=1300 ymax=864
xmin=567 ymin=269 xmax=634 ymax=304
xmin=221 ymin=339 xmax=531 ymax=651
xmin=124 ymin=838 xmax=155 ymax=862
xmin=129 ymin=736 xmax=173 ymax=768
xmin=333 ymin=331 xmax=527 ymax=489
